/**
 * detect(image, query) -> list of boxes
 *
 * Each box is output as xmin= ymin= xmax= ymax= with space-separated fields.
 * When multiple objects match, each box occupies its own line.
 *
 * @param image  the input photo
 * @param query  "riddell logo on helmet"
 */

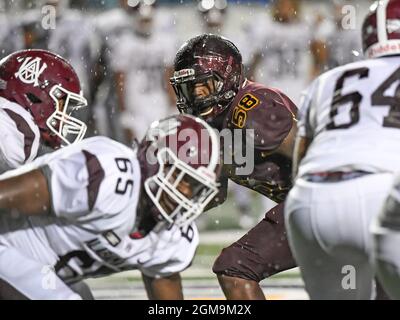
xmin=14 ymin=56 xmax=47 ymax=87
xmin=369 ymin=42 xmax=400 ymax=57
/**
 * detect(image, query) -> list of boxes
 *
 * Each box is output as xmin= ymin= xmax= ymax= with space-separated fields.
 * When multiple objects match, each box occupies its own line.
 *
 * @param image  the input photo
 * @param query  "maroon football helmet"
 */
xmin=363 ymin=0 xmax=400 ymax=59
xmin=0 ymin=49 xmax=87 ymax=149
xmin=170 ymin=34 xmax=243 ymax=120
xmin=142 ymin=114 xmax=220 ymax=227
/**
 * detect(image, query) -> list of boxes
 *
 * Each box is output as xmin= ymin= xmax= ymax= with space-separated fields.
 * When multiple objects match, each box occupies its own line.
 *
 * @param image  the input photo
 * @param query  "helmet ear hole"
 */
xmin=26 ymin=93 xmax=42 ymax=104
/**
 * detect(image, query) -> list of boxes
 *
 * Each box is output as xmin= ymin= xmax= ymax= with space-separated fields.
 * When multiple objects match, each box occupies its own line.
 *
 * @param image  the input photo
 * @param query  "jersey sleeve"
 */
xmin=297 ymin=79 xmax=319 ymax=139
xmin=41 ymin=139 xmax=139 ymax=221
xmin=0 ymin=107 xmax=40 ymax=172
xmin=139 ymin=224 xmax=200 ymax=278
xmin=42 ymin=149 xmax=101 ymax=220
xmin=231 ymin=86 xmax=297 ymax=152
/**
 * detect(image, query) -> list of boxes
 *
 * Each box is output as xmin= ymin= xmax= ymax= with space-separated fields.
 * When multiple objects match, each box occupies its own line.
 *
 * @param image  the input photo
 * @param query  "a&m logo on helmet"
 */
xmin=14 ymin=56 xmax=47 ymax=87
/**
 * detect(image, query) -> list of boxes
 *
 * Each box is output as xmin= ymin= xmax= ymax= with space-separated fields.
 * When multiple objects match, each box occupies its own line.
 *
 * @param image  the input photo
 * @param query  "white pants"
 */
xmin=285 ymin=173 xmax=395 ymax=299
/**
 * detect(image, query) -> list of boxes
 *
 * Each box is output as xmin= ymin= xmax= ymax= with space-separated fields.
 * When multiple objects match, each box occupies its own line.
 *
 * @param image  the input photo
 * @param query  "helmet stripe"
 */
xmin=377 ymin=0 xmax=390 ymax=43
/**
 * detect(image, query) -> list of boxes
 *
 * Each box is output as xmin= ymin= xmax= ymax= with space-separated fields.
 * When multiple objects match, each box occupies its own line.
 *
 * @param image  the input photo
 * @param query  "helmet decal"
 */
xmin=15 ymin=56 xmax=47 ymax=87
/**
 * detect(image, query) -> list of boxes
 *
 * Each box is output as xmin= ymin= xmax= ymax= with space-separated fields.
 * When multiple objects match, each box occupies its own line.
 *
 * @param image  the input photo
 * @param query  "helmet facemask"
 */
xmin=170 ymin=68 xmax=228 ymax=116
xmin=47 ymin=85 xmax=87 ymax=146
xmin=144 ymin=147 xmax=219 ymax=228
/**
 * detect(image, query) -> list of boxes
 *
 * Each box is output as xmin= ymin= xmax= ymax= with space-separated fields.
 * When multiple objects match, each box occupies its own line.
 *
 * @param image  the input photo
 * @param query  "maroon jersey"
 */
xmin=215 ymin=80 xmax=297 ymax=204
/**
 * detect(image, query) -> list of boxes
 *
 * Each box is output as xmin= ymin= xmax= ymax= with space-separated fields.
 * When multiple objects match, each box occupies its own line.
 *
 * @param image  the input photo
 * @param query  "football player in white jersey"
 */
xmin=0 ymin=49 xmax=87 ymax=174
xmin=113 ymin=0 xmax=177 ymax=144
xmin=247 ymin=0 xmax=327 ymax=105
xmin=0 ymin=49 xmax=91 ymax=298
xmin=370 ymin=0 xmax=400 ymax=299
xmin=285 ymin=0 xmax=400 ymax=299
xmin=0 ymin=114 xmax=220 ymax=300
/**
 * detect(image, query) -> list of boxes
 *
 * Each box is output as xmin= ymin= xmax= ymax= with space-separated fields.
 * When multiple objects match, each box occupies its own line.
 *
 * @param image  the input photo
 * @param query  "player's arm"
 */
xmin=115 ymin=71 xmax=134 ymax=142
xmin=291 ymin=79 xmax=319 ymax=180
xmin=292 ymin=135 xmax=312 ymax=180
xmin=204 ymin=173 xmax=228 ymax=212
xmin=310 ymin=38 xmax=329 ymax=79
xmin=141 ymin=272 xmax=184 ymax=300
xmin=115 ymin=71 xmax=126 ymax=114
xmin=310 ymin=15 xmax=330 ymax=78
xmin=273 ymin=119 xmax=297 ymax=159
xmin=0 ymin=169 xmax=50 ymax=216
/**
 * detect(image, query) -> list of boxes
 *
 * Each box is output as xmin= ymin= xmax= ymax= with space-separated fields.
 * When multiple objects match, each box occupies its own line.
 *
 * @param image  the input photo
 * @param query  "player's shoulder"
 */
xmin=69 ymin=136 xmax=136 ymax=162
xmin=227 ymin=81 xmax=297 ymax=151
xmin=231 ymin=80 xmax=297 ymax=121
xmin=318 ymin=57 xmax=400 ymax=83
xmin=364 ymin=56 xmax=400 ymax=70
xmin=84 ymin=137 xmax=140 ymax=215
xmin=0 ymin=97 xmax=41 ymax=167
xmin=46 ymin=136 xmax=140 ymax=215
xmin=0 ymin=96 xmax=33 ymax=119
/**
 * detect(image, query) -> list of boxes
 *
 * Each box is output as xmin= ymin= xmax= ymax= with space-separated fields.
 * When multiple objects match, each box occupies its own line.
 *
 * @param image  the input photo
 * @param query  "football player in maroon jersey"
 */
xmin=170 ymin=34 xmax=298 ymax=299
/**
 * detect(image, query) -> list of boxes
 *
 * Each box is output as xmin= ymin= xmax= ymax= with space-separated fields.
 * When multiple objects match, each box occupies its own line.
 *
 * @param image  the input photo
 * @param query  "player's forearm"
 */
xmin=292 ymin=136 xmax=312 ymax=181
xmin=0 ymin=169 xmax=51 ymax=216
xmin=142 ymin=272 xmax=184 ymax=300
xmin=311 ymin=40 xmax=329 ymax=78
xmin=274 ymin=121 xmax=297 ymax=159
xmin=115 ymin=72 xmax=126 ymax=112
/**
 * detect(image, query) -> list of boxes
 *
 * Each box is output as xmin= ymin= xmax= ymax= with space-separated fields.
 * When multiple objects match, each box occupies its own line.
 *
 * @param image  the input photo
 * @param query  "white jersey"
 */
xmin=249 ymin=16 xmax=314 ymax=105
xmin=111 ymin=30 xmax=176 ymax=139
xmin=0 ymin=97 xmax=41 ymax=173
xmin=0 ymin=137 xmax=198 ymax=299
xmin=297 ymin=56 xmax=400 ymax=177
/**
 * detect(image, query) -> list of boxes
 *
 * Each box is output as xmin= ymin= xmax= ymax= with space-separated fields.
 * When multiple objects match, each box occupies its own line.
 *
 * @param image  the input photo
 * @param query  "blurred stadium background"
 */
xmin=0 ymin=0 xmax=375 ymax=299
